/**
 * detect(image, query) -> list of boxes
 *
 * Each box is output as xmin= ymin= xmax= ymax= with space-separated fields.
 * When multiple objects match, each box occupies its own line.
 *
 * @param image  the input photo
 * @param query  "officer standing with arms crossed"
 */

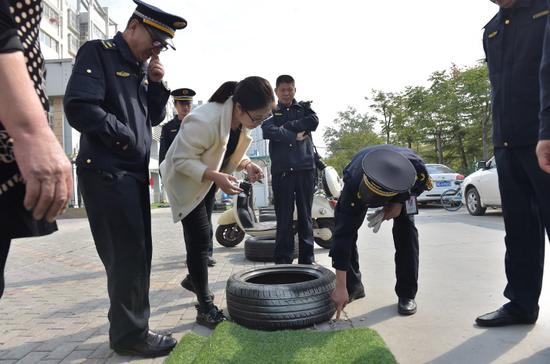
xmin=330 ymin=145 xmax=431 ymax=317
xmin=262 ymin=75 xmax=319 ymax=264
xmin=64 ymin=0 xmax=186 ymax=357
xmin=476 ymin=0 xmax=550 ymax=327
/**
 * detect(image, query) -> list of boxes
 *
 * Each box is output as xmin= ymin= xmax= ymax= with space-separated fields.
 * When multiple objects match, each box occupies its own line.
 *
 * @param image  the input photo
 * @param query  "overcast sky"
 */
xmin=102 ymin=0 xmax=498 ymax=147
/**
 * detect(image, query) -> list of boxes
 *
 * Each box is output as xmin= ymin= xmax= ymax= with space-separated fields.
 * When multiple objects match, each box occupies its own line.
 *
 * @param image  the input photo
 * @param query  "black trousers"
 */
xmin=347 ymin=207 xmax=419 ymax=299
xmin=181 ymin=185 xmax=216 ymax=311
xmin=272 ymin=170 xmax=315 ymax=264
xmin=495 ymin=147 xmax=550 ymax=320
xmin=0 ymin=238 xmax=11 ymax=298
xmin=78 ymin=168 xmax=152 ymax=346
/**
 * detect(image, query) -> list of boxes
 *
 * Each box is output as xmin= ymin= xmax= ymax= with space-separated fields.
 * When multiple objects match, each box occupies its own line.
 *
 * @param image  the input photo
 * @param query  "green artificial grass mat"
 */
xmin=165 ymin=322 xmax=397 ymax=364
xmin=165 ymin=332 xmax=208 ymax=364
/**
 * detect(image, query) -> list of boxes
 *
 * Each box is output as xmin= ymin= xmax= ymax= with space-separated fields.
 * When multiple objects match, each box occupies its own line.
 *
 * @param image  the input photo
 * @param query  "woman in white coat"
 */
xmin=160 ymin=76 xmax=274 ymax=328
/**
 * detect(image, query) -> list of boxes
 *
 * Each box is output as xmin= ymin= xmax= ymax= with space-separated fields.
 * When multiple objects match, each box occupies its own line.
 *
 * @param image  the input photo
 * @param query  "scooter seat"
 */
xmin=247 ymin=221 xmax=277 ymax=233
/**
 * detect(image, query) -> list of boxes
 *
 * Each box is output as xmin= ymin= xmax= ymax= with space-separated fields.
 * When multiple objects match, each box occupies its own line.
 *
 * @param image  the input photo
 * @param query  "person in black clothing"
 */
xmin=476 ymin=0 xmax=550 ymax=327
xmin=330 ymin=145 xmax=431 ymax=318
xmin=64 ymin=0 xmax=186 ymax=357
xmin=262 ymin=75 xmax=319 ymax=264
xmin=538 ymin=0 xmax=550 ymax=174
xmin=0 ymin=0 xmax=72 ymax=299
xmin=159 ymin=88 xmax=195 ymax=166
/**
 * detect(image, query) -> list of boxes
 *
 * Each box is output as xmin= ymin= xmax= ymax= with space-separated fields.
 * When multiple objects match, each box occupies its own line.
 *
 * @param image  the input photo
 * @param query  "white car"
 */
xmin=418 ymin=164 xmax=464 ymax=204
xmin=461 ymin=157 xmax=501 ymax=215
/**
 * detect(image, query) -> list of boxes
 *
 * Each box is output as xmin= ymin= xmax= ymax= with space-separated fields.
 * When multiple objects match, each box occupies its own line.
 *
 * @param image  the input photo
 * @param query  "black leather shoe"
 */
xmin=180 ymin=275 xmax=215 ymax=300
xmin=476 ymin=307 xmax=537 ymax=327
xmin=397 ymin=298 xmax=417 ymax=315
xmin=196 ymin=304 xmax=228 ymax=329
xmin=110 ymin=330 xmax=177 ymax=358
xmin=348 ymin=285 xmax=366 ymax=303
xmin=207 ymin=257 xmax=217 ymax=267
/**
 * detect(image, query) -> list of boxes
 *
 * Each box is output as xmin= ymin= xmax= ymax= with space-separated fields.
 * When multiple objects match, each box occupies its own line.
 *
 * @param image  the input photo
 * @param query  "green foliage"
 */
xmin=323 ymin=62 xmax=492 ymax=175
xmin=323 ymin=107 xmax=383 ymax=173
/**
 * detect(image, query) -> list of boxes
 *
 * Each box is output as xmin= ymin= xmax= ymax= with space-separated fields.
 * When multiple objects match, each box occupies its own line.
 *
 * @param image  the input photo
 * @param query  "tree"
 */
xmin=369 ymin=90 xmax=396 ymax=144
xmin=455 ymin=62 xmax=492 ymax=161
xmin=392 ymin=87 xmax=426 ymax=151
xmin=323 ymin=107 xmax=382 ymax=173
xmin=324 ymin=63 xmax=493 ymax=174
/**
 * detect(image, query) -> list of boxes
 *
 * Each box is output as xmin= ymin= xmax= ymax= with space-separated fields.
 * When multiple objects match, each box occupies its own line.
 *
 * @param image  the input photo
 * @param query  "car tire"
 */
xmin=244 ymin=237 xmax=298 ymax=262
xmin=216 ymin=223 xmax=245 ymax=247
xmin=226 ymin=264 xmax=336 ymax=330
xmin=466 ymin=187 xmax=487 ymax=216
xmin=258 ymin=213 xmax=276 ymax=222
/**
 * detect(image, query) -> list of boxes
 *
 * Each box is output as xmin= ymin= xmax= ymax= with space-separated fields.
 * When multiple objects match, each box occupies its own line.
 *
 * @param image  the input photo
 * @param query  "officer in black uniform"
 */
xmin=159 ymin=88 xmax=195 ymax=165
xmin=329 ymin=145 xmax=431 ymax=318
xmin=262 ymin=75 xmax=319 ymax=264
xmin=538 ymin=0 xmax=550 ymax=173
xmin=476 ymin=0 xmax=550 ymax=327
xmin=64 ymin=0 xmax=186 ymax=357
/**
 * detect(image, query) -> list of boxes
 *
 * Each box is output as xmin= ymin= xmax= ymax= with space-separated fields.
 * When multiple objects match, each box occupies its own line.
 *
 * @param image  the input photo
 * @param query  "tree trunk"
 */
xmin=436 ymin=130 xmax=444 ymax=164
xmin=456 ymin=133 xmax=468 ymax=170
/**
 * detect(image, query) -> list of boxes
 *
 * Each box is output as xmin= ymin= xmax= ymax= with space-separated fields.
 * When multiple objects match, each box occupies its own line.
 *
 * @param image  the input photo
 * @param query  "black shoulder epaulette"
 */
xmin=101 ymin=40 xmax=117 ymax=50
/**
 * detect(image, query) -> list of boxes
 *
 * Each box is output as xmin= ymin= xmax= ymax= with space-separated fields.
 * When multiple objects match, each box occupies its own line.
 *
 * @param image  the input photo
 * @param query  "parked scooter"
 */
xmin=215 ymin=164 xmax=342 ymax=249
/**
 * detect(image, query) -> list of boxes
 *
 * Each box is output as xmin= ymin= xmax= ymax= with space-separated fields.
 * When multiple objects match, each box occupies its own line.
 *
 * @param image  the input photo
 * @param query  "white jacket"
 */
xmin=159 ymin=97 xmax=252 ymax=222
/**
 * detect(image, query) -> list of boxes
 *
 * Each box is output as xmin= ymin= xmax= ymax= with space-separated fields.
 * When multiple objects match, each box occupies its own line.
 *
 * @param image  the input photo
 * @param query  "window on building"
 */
xmin=79 ymin=22 xmax=88 ymax=43
xmin=39 ymin=31 xmax=59 ymax=54
xmin=42 ymin=2 xmax=61 ymax=36
xmin=67 ymin=8 xmax=78 ymax=32
xmin=68 ymin=33 xmax=79 ymax=55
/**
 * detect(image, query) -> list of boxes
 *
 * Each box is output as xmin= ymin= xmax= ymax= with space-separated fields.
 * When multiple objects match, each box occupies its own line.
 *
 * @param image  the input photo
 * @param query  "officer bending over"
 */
xmin=330 ymin=145 xmax=431 ymax=318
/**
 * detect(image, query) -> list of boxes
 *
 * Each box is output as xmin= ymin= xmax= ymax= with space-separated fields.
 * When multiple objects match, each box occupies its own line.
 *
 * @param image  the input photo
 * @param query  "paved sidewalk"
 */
xmin=1 ymin=207 xmax=550 ymax=363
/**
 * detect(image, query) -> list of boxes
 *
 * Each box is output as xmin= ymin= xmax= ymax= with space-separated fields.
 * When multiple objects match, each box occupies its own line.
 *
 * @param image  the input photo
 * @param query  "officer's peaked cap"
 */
xmin=171 ymin=88 xmax=195 ymax=102
xmin=358 ymin=149 xmax=416 ymax=206
xmin=132 ymin=0 xmax=186 ymax=50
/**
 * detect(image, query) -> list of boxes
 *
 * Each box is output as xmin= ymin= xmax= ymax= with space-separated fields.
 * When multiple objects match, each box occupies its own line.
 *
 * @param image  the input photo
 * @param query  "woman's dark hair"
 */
xmin=208 ymin=76 xmax=274 ymax=111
